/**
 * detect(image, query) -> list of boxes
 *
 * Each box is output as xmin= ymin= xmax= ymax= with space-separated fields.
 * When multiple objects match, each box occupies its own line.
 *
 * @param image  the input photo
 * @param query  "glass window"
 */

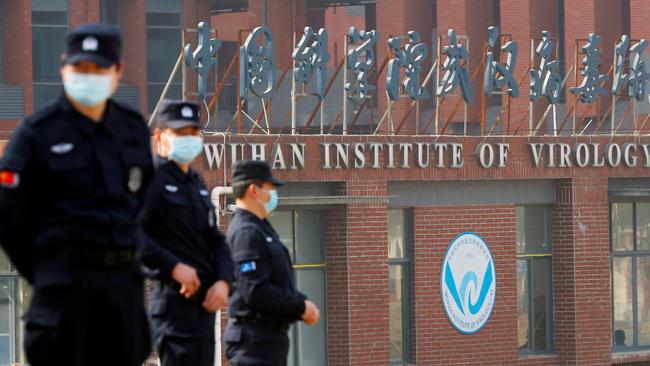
xmin=388 ymin=209 xmax=411 ymax=364
xmin=613 ymin=257 xmax=633 ymax=347
xmin=516 ymin=206 xmax=551 ymax=254
xmin=611 ymin=202 xmax=650 ymax=350
xmin=612 ymin=203 xmax=634 ymax=252
xmin=0 ymin=250 xmax=31 ymax=364
xmin=517 ymin=206 xmax=553 ymax=354
xmin=146 ymin=0 xmax=182 ymax=112
xmin=268 ymin=210 xmax=327 ymax=366
xmin=32 ymin=0 xmax=68 ymax=109
xmin=100 ymin=0 xmax=120 ymax=26
xmin=636 ymin=203 xmax=650 ymax=251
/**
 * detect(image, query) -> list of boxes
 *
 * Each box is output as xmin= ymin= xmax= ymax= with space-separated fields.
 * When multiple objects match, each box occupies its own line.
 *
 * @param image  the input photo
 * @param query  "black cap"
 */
xmin=156 ymin=99 xmax=201 ymax=129
xmin=232 ymin=160 xmax=284 ymax=187
xmin=64 ymin=23 xmax=121 ymax=68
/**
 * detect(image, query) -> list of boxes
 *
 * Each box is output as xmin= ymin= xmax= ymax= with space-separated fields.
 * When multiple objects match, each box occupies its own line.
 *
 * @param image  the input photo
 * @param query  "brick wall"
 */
xmin=346 ymin=179 xmax=390 ymax=365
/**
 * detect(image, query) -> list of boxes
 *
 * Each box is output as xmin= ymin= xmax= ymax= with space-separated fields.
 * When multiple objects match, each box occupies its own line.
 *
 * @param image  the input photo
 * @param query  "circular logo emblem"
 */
xmin=441 ymin=232 xmax=496 ymax=334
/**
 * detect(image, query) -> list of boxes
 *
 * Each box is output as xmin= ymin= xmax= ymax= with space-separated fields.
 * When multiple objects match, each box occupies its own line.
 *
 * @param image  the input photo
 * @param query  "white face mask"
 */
xmin=62 ymin=70 xmax=114 ymax=106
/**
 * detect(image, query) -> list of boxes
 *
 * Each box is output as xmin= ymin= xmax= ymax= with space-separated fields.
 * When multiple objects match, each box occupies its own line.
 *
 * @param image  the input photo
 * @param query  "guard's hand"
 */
xmin=171 ymin=263 xmax=200 ymax=298
xmin=302 ymin=300 xmax=320 ymax=326
xmin=202 ymin=280 xmax=229 ymax=313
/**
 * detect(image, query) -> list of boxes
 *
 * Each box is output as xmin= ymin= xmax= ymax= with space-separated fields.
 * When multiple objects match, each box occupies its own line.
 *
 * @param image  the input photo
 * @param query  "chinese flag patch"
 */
xmin=0 ymin=170 xmax=19 ymax=188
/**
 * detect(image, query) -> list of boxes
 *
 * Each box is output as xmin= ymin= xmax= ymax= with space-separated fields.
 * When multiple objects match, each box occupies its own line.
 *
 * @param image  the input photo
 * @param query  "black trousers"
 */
xmin=23 ymin=262 xmax=150 ymax=366
xmin=224 ymin=322 xmax=290 ymax=366
xmin=158 ymin=334 xmax=215 ymax=366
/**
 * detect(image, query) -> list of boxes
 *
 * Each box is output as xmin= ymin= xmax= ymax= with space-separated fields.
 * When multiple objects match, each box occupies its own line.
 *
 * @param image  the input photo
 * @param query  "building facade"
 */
xmin=1 ymin=1 xmax=650 ymax=365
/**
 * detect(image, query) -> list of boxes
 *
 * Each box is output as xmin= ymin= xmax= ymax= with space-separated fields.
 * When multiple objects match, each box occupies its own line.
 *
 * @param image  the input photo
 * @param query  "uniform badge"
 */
xmin=82 ymin=36 xmax=99 ymax=52
xmin=200 ymin=189 xmax=209 ymax=196
xmin=266 ymin=237 xmax=273 ymax=243
xmin=50 ymin=142 xmax=74 ymax=154
xmin=181 ymin=106 xmax=193 ymax=118
xmin=128 ymin=167 xmax=143 ymax=193
xmin=164 ymin=185 xmax=178 ymax=193
xmin=240 ymin=261 xmax=257 ymax=273
xmin=0 ymin=170 xmax=20 ymax=189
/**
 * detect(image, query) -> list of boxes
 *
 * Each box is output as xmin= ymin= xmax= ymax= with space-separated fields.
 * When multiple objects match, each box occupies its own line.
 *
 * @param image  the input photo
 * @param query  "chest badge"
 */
xmin=200 ymin=189 xmax=209 ymax=196
xmin=50 ymin=142 xmax=74 ymax=154
xmin=128 ymin=167 xmax=143 ymax=193
xmin=165 ymin=185 xmax=178 ymax=193
xmin=266 ymin=237 xmax=273 ymax=243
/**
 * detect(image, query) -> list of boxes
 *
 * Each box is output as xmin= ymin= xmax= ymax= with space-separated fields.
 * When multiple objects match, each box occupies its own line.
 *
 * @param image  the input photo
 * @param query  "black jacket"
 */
xmin=0 ymin=94 xmax=153 ymax=282
xmin=226 ymin=209 xmax=306 ymax=325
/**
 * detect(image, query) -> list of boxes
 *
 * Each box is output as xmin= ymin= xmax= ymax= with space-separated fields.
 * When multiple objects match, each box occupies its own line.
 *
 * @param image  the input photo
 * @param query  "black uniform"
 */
xmin=0 ymin=92 xmax=153 ymax=365
xmin=224 ymin=162 xmax=307 ymax=366
xmin=0 ymin=24 xmax=151 ymax=366
xmin=140 ymin=100 xmax=234 ymax=366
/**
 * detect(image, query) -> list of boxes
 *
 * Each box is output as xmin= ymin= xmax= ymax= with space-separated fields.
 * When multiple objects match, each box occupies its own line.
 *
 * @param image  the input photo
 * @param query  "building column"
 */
xmin=345 ymin=179 xmax=389 ymax=365
xmin=500 ymin=0 xmax=559 ymax=134
xmin=630 ymin=0 xmax=650 ymax=135
xmin=324 ymin=206 xmax=350 ymax=366
xmin=375 ymin=0 xmax=433 ymax=135
xmin=563 ymin=0 xmax=624 ymax=132
xmin=553 ymin=177 xmax=611 ymax=365
xmin=436 ymin=0 xmax=495 ymax=133
xmin=2 ymin=0 xmax=33 ymax=118
xmin=248 ymin=0 xmax=306 ymax=69
xmin=69 ymin=0 xmax=100 ymax=28
xmin=120 ymin=0 xmax=148 ymax=113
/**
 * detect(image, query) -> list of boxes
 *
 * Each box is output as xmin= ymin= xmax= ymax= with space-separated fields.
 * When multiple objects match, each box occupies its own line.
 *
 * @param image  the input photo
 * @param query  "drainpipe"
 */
xmin=210 ymin=185 xmax=233 ymax=366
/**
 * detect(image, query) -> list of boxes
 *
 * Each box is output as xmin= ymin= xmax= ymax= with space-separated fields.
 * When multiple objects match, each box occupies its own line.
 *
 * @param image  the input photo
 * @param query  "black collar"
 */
xmin=157 ymin=155 xmax=194 ymax=182
xmin=58 ymin=92 xmax=118 ymax=137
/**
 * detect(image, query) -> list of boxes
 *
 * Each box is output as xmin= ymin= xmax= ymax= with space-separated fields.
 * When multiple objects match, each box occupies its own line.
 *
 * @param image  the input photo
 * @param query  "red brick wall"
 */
xmin=375 ymin=0 xmax=433 ymax=134
xmin=1 ymin=0 xmax=33 ymax=119
xmin=435 ymin=0 xmax=495 ymax=128
xmin=346 ymin=179 xmax=390 ymax=365
xmin=324 ymin=206 xmax=351 ymax=366
xmin=413 ymin=205 xmax=528 ymax=365
xmin=120 ymin=0 xmax=148 ymax=113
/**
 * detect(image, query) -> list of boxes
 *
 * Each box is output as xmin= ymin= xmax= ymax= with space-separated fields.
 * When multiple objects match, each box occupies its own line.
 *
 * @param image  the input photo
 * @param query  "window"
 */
xmin=0 ymin=250 xmax=31 ymax=365
xmin=146 ymin=0 xmax=182 ymax=112
xmin=388 ymin=209 xmax=412 ymax=364
xmin=516 ymin=206 xmax=553 ymax=354
xmin=611 ymin=202 xmax=650 ymax=350
xmin=268 ymin=210 xmax=327 ymax=366
xmin=100 ymin=0 xmax=120 ymax=26
xmin=32 ymin=0 xmax=68 ymax=109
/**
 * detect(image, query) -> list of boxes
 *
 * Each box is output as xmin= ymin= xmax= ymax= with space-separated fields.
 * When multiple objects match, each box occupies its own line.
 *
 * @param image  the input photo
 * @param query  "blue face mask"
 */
xmin=167 ymin=135 xmax=204 ymax=164
xmin=63 ymin=71 xmax=114 ymax=106
xmin=263 ymin=189 xmax=278 ymax=214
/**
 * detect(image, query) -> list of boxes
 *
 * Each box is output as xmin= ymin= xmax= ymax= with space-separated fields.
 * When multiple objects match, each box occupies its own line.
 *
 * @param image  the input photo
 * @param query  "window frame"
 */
xmin=516 ymin=205 xmax=554 ymax=356
xmin=145 ymin=0 xmax=183 ymax=112
xmin=31 ymin=0 xmax=69 ymax=109
xmin=388 ymin=208 xmax=413 ymax=365
xmin=0 ymin=257 xmax=28 ymax=365
xmin=268 ymin=209 xmax=329 ymax=366
xmin=610 ymin=202 xmax=650 ymax=352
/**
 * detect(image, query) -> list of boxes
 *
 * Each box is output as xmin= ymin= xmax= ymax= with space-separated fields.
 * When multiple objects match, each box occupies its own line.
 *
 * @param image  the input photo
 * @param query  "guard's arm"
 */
xmin=137 ymin=180 xmax=181 ymax=279
xmin=231 ymin=228 xmax=306 ymax=320
xmin=0 ymin=124 xmax=39 ymax=282
xmin=209 ymin=216 xmax=235 ymax=286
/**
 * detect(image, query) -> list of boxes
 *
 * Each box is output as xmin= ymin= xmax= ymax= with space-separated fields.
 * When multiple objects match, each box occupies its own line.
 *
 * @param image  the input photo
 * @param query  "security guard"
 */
xmin=0 ymin=24 xmax=152 ymax=366
xmin=141 ymin=99 xmax=234 ymax=366
xmin=224 ymin=160 xmax=320 ymax=366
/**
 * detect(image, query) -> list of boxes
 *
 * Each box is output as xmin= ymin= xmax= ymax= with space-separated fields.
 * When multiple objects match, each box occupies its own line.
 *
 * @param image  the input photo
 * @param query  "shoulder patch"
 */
xmin=0 ymin=170 xmax=20 ymax=189
xmin=239 ymin=261 xmax=257 ymax=273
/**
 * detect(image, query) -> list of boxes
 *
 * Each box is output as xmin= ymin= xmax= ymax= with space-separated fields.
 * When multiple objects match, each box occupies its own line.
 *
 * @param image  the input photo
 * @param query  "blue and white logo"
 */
xmin=441 ymin=232 xmax=496 ymax=334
